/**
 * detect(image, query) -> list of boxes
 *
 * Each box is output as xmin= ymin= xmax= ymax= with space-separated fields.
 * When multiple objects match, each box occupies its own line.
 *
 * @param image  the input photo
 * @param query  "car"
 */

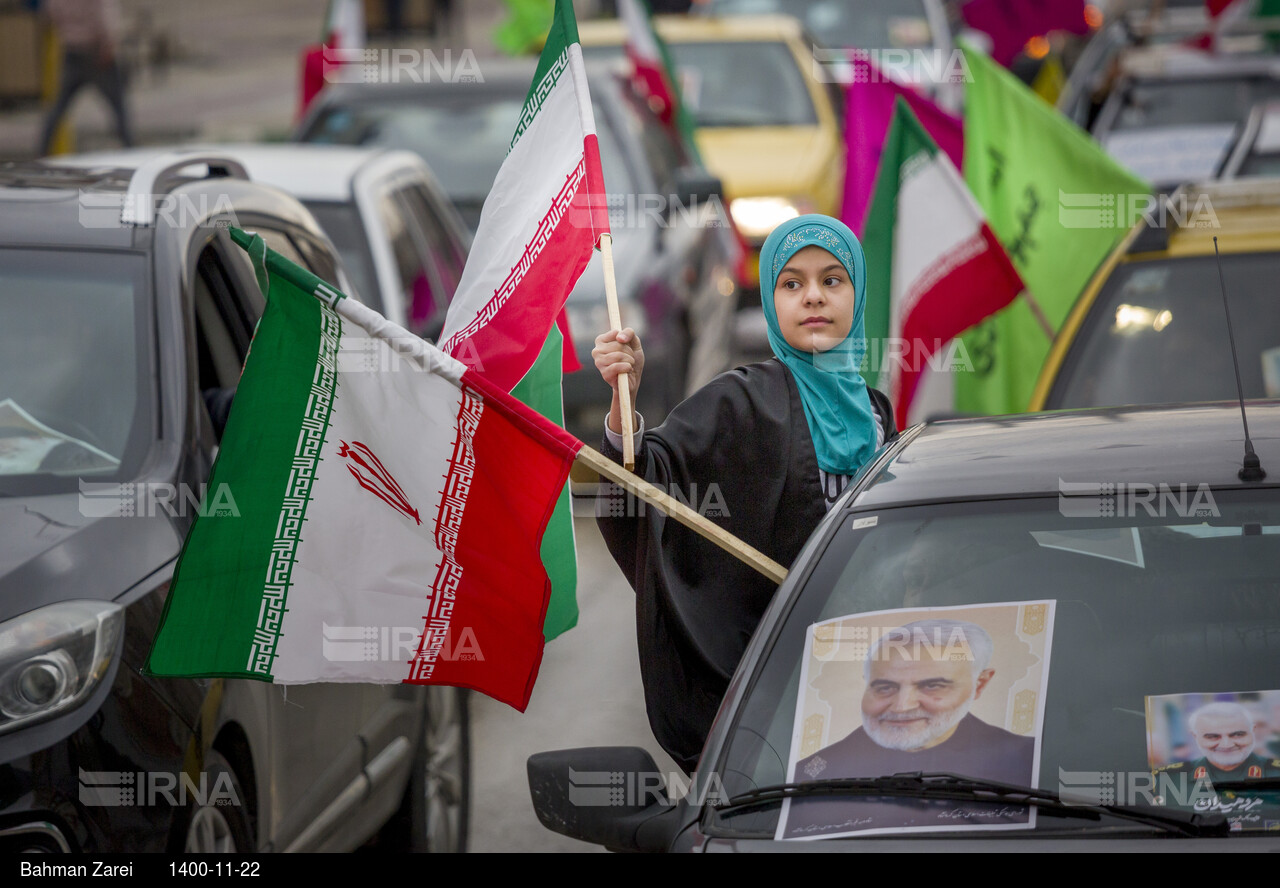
xmin=0 ymin=153 xmax=469 ymax=853
xmin=696 ymin=0 xmax=961 ymax=112
xmin=297 ymin=60 xmax=743 ymax=437
xmin=49 ymin=144 xmax=471 ymax=342
xmin=528 ymin=399 xmax=1280 ymax=849
xmin=1088 ymin=48 xmax=1280 ymax=188
xmin=1058 ymin=4 xmax=1278 ymax=131
xmin=1029 ymin=177 xmax=1280 ymax=412
xmin=574 ymin=13 xmax=845 ymax=327
xmin=1220 ymin=99 xmax=1280 ymax=178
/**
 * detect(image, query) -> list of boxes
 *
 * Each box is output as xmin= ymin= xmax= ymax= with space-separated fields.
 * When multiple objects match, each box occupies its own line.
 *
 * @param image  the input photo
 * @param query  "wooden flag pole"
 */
xmin=576 ymin=445 xmax=789 ymax=586
xmin=599 ymin=232 xmax=635 ymax=470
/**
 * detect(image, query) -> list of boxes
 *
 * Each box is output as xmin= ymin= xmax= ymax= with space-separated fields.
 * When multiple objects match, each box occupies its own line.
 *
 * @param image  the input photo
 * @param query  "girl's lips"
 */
xmin=802 ymin=317 xmax=832 ymax=326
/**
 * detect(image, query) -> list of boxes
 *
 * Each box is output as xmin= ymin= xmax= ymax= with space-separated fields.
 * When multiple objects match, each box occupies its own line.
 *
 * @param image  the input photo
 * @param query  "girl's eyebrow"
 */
xmin=780 ymin=264 xmax=847 ymax=277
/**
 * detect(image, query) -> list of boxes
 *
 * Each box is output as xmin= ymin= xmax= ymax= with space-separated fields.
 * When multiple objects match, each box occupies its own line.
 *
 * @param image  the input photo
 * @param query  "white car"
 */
xmin=60 ymin=145 xmax=470 ymax=340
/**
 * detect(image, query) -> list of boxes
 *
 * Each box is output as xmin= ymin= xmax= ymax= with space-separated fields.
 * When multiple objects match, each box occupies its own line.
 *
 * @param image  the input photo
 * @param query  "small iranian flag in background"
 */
xmin=439 ymin=0 xmax=609 ymax=642
xmin=619 ymin=0 xmax=703 ymax=163
xmin=861 ymin=99 xmax=1024 ymax=424
xmin=145 ymin=231 xmax=582 ymax=711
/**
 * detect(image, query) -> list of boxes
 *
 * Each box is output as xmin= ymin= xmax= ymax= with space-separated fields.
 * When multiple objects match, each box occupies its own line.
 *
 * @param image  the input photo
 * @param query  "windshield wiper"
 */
xmin=715 ymin=772 xmax=1229 ymax=838
xmin=1212 ymin=777 xmax=1280 ymax=792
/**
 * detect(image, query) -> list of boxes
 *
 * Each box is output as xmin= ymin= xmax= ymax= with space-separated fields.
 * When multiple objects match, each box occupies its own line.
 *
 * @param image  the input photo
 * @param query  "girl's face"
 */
xmin=772 ymin=245 xmax=856 ymax=353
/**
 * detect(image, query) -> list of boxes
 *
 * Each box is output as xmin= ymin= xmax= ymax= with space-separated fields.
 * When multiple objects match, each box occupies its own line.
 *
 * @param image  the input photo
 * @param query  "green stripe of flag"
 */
xmin=511 ymin=323 xmax=578 ymax=640
xmin=146 ymin=249 xmax=336 ymax=678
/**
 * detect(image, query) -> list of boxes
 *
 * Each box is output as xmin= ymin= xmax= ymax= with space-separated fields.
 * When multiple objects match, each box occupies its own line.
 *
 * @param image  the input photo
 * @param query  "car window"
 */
xmin=397 ymin=184 xmax=466 ymax=303
xmin=193 ymin=245 xmax=256 ymax=387
xmin=1052 ymin=253 xmax=1280 ymax=408
xmin=250 ymin=224 xmax=341 ymax=292
xmin=715 ymin=493 xmax=1280 ymax=839
xmin=666 ymin=41 xmax=818 ymax=128
xmin=304 ymin=96 xmax=525 ymax=207
xmin=0 ymin=248 xmax=149 ymax=485
xmin=377 ymin=187 xmax=445 ymax=336
xmin=1110 ymin=77 xmax=1280 ymax=133
xmin=304 ymin=200 xmax=381 ymax=311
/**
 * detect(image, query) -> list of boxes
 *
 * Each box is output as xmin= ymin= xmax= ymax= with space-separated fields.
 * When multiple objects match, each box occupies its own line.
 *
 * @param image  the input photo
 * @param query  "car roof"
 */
xmin=51 ymin=144 xmax=430 ymax=203
xmin=576 ymin=12 xmax=804 ymax=45
xmin=1127 ymin=177 xmax=1280 ymax=256
xmin=1118 ymin=46 xmax=1280 ymax=80
xmin=852 ymin=401 xmax=1280 ymax=509
xmin=303 ymin=57 xmax=633 ymax=112
xmin=0 ymin=163 xmax=137 ymax=248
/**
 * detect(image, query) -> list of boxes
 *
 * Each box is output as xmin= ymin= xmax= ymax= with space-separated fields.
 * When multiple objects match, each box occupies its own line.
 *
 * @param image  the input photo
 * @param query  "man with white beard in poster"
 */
xmin=1157 ymin=702 xmax=1280 ymax=786
xmin=784 ymin=619 xmax=1036 ymax=837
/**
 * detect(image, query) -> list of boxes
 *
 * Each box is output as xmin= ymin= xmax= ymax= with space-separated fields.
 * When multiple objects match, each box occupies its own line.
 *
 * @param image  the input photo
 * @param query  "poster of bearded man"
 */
xmin=779 ymin=601 xmax=1055 ymax=840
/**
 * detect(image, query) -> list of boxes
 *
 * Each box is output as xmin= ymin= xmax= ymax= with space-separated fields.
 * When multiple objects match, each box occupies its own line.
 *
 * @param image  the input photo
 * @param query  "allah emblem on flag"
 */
xmin=338 ymin=440 xmax=421 ymax=525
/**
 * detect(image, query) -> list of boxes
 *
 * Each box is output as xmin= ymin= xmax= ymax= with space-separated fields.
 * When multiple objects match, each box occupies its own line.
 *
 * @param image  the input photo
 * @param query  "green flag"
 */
xmin=954 ymin=43 xmax=1149 ymax=415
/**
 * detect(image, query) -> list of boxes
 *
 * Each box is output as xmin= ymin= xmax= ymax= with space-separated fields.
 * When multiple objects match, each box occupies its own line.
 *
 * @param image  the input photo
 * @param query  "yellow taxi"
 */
xmin=576 ymin=14 xmax=846 ymax=291
xmin=1030 ymin=178 xmax=1280 ymax=410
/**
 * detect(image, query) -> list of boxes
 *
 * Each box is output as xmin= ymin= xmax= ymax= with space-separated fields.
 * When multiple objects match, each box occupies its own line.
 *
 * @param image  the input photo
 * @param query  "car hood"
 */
xmin=695 ymin=126 xmax=837 ymax=201
xmin=0 ymin=494 xmax=181 ymax=623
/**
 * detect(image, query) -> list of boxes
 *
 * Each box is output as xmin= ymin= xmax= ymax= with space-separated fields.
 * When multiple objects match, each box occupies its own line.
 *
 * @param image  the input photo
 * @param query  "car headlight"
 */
xmin=730 ymin=197 xmax=811 ymax=241
xmin=0 ymin=601 xmax=124 ymax=736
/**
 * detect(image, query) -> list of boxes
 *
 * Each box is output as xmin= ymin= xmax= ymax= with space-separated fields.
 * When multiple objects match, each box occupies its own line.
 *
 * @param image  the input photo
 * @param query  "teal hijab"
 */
xmin=759 ymin=215 xmax=878 ymax=476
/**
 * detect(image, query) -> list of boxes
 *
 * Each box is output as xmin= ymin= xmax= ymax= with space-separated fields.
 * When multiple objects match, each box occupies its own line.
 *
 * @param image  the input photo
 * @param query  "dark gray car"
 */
xmin=530 ymin=401 xmax=1280 ymax=849
xmin=0 ymin=155 xmax=467 ymax=852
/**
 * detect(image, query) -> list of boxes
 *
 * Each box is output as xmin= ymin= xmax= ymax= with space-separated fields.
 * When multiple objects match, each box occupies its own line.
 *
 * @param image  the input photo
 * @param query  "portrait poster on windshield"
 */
xmin=777 ymin=601 xmax=1056 ymax=840
xmin=1145 ymin=689 xmax=1280 ymax=832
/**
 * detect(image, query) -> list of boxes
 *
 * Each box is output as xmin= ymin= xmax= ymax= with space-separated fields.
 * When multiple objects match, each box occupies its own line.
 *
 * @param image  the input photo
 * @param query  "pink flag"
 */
xmin=842 ymin=58 xmax=964 ymax=238
xmin=960 ymin=0 xmax=1090 ymax=67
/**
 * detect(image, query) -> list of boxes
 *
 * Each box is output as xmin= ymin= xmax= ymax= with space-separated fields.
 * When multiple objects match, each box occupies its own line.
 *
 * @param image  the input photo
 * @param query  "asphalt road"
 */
xmin=468 ymin=512 xmax=684 ymax=852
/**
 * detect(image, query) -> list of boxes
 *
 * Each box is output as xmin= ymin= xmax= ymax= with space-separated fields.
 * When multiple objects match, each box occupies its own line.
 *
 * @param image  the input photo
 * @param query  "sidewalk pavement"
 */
xmin=0 ymin=0 xmax=512 ymax=161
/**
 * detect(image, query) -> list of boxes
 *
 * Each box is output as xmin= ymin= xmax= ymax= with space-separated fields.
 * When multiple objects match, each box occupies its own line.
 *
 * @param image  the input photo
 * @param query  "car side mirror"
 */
xmin=672 ymin=165 xmax=724 ymax=211
xmin=527 ymin=746 xmax=683 ymax=852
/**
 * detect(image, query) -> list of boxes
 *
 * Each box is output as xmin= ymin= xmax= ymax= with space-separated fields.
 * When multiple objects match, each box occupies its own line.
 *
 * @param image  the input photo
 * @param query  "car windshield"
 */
xmin=1111 ymin=76 xmax=1280 ymax=133
xmin=301 ymin=91 xmax=635 ymax=210
xmin=663 ymin=41 xmax=818 ymax=128
xmin=0 ymin=249 xmax=149 ymax=492
xmin=1052 ymin=253 xmax=1280 ymax=408
xmin=704 ymin=0 xmax=935 ymax=51
xmin=715 ymin=493 xmax=1280 ymax=839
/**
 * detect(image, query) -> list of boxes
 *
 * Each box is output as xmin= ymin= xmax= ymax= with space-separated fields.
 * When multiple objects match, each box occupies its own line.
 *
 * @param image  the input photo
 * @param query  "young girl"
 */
xmin=593 ymin=214 xmax=898 ymax=771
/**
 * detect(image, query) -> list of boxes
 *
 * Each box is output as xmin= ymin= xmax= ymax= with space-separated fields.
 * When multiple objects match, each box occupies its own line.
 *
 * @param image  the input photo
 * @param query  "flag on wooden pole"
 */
xmin=145 ymin=230 xmax=582 ymax=711
xmin=439 ymin=0 xmax=610 ymax=640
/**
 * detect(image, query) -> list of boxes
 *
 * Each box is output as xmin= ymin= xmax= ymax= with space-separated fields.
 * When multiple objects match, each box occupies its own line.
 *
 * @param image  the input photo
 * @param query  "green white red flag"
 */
xmin=145 ymin=230 xmax=582 ymax=711
xmin=861 ymin=99 xmax=1024 ymax=424
xmin=438 ymin=0 xmax=609 ymax=640
xmin=618 ymin=0 xmax=703 ymax=162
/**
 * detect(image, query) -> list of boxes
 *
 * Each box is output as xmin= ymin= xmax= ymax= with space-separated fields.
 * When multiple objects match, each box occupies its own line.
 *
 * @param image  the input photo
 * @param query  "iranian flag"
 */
xmin=145 ymin=231 xmax=582 ymax=711
xmin=618 ymin=0 xmax=702 ymax=160
xmin=861 ymin=99 xmax=1024 ymax=424
xmin=438 ymin=0 xmax=609 ymax=641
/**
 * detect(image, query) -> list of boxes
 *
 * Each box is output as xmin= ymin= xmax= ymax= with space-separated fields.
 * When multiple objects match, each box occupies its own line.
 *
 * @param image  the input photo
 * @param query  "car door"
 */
xmin=184 ymin=228 xmax=388 ymax=850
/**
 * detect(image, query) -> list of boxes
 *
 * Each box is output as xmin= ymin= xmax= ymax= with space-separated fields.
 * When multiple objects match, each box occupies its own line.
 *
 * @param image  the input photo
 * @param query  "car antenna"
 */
xmin=1212 ymin=236 xmax=1266 ymax=482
